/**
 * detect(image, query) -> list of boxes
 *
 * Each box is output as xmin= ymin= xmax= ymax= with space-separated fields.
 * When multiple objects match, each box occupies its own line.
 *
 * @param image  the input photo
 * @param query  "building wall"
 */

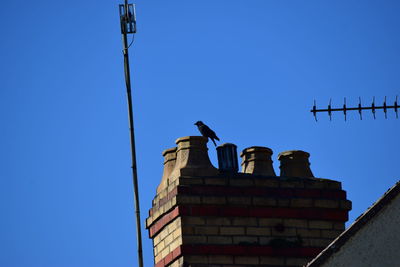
xmin=320 ymin=193 xmax=400 ymax=267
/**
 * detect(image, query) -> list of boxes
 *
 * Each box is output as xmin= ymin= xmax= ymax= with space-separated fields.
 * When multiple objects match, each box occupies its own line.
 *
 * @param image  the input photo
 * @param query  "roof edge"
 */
xmin=305 ymin=180 xmax=400 ymax=267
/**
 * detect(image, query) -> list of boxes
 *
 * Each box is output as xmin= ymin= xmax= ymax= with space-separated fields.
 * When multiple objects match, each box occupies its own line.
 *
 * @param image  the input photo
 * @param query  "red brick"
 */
xmin=179 ymin=244 xmax=322 ymax=258
xmin=172 ymin=246 xmax=182 ymax=259
xmin=191 ymin=206 xmax=219 ymax=216
xmin=179 ymin=205 xmax=349 ymax=221
xmin=178 ymin=206 xmax=190 ymax=215
xmin=246 ymin=187 xmax=268 ymax=195
xmin=322 ymin=210 xmax=348 ymax=221
xmin=274 ymin=189 xmax=294 ymax=197
xmin=321 ymin=190 xmax=346 ymax=199
xmin=149 ymin=207 xmax=181 ymax=238
xmin=223 ymin=207 xmax=250 ymax=217
xmin=176 ymin=186 xmax=189 ymax=194
xmin=155 ymin=259 xmax=164 ymax=267
xmin=154 ymin=246 xmax=183 ymax=267
xmin=166 ymin=185 xmax=346 ymax=201
xmin=164 ymin=252 xmax=173 ymax=266
xmin=247 ymin=208 xmax=267 ymax=217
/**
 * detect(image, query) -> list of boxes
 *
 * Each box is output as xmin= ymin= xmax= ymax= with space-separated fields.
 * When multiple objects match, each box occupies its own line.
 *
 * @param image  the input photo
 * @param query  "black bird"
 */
xmin=194 ymin=121 xmax=220 ymax=146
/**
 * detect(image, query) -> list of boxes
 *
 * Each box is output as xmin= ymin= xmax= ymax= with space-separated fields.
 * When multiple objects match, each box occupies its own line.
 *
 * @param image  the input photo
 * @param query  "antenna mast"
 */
xmin=118 ymin=2 xmax=144 ymax=267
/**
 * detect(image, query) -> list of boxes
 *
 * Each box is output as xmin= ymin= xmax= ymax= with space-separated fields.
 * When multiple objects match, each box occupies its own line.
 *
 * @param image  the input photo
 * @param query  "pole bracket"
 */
xmin=119 ymin=4 xmax=136 ymax=34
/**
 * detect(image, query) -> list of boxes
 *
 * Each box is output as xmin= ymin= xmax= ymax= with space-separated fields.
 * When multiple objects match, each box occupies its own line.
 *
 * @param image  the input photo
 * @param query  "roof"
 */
xmin=305 ymin=180 xmax=400 ymax=267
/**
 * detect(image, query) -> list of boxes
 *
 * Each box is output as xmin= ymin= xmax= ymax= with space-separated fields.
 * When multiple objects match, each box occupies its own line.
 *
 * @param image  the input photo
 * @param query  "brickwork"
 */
xmin=146 ymin=137 xmax=351 ymax=267
xmin=147 ymin=175 xmax=351 ymax=267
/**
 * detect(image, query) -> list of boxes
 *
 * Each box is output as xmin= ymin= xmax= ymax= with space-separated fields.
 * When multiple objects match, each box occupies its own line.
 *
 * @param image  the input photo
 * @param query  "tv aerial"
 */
xmin=311 ymin=96 xmax=399 ymax=121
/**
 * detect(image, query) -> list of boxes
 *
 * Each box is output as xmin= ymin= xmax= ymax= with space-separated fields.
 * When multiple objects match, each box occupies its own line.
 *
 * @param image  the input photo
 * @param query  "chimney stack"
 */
xmin=147 ymin=137 xmax=351 ymax=267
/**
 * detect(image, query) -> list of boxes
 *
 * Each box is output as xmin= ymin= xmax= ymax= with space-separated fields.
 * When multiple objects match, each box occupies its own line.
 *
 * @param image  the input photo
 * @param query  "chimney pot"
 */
xmin=278 ymin=150 xmax=314 ymax=178
xmin=169 ymin=136 xmax=218 ymax=180
xmin=216 ymin=143 xmax=239 ymax=173
xmin=240 ymin=146 xmax=276 ymax=176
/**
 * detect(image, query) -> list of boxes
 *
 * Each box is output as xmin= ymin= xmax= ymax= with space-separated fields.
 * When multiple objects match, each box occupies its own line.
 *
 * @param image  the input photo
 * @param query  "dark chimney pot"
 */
xmin=216 ymin=143 xmax=238 ymax=173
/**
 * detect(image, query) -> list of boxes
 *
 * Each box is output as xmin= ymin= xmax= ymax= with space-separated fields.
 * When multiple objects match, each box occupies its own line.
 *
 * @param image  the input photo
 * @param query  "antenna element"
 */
xmin=311 ymin=96 xmax=399 ymax=121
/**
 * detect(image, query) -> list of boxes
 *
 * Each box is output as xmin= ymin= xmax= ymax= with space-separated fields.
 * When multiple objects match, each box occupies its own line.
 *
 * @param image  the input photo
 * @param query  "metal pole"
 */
xmin=120 ymin=2 xmax=144 ymax=267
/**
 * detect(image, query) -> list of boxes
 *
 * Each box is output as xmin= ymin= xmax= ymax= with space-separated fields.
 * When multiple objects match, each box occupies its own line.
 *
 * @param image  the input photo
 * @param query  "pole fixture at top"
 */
xmin=119 ymin=3 xmax=136 ymax=34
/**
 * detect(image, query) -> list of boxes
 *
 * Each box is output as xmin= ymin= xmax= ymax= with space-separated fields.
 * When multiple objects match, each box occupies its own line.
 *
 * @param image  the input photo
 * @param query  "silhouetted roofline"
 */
xmin=305 ymin=180 xmax=400 ymax=267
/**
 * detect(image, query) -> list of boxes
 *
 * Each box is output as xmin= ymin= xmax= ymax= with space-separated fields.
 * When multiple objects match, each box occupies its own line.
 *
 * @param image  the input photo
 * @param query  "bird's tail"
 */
xmin=211 ymin=138 xmax=217 ymax=146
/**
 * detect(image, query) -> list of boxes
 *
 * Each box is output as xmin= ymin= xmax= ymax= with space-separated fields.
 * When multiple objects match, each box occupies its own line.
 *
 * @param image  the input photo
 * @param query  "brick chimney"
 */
xmin=146 ymin=137 xmax=351 ymax=267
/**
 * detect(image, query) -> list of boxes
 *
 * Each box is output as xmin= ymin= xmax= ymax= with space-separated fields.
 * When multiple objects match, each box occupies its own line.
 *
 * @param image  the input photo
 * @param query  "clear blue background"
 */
xmin=1 ymin=1 xmax=399 ymax=266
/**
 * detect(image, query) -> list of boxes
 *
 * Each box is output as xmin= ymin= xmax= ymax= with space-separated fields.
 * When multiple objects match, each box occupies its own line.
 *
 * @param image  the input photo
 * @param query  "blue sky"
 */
xmin=1 ymin=1 xmax=399 ymax=266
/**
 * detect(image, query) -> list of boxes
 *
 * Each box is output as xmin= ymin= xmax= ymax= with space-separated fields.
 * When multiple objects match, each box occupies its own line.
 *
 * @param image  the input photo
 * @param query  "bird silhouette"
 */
xmin=194 ymin=121 xmax=220 ymax=146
